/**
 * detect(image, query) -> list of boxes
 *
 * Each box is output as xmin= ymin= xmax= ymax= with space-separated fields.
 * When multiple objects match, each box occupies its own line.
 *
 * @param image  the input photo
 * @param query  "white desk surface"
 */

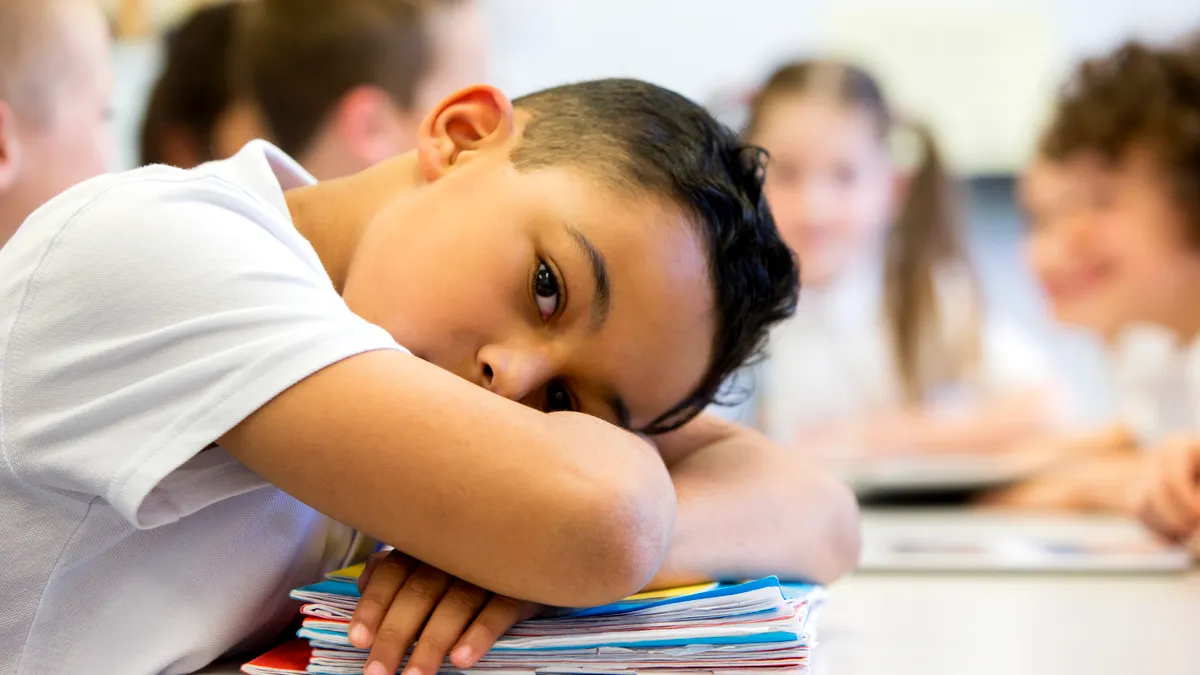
xmin=812 ymin=509 xmax=1200 ymax=675
xmin=202 ymin=509 xmax=1200 ymax=675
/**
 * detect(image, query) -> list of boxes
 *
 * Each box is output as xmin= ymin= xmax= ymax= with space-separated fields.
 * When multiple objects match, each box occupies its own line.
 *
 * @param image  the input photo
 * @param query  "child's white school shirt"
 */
xmin=0 ymin=141 xmax=404 ymax=674
xmin=1109 ymin=324 xmax=1200 ymax=445
xmin=728 ymin=257 xmax=1054 ymax=445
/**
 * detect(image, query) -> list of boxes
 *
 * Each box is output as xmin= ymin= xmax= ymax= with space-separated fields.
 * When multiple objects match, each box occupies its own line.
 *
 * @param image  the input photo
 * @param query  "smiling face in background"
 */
xmin=751 ymin=96 xmax=896 ymax=287
xmin=340 ymin=102 xmax=715 ymax=431
xmin=1021 ymin=149 xmax=1200 ymax=339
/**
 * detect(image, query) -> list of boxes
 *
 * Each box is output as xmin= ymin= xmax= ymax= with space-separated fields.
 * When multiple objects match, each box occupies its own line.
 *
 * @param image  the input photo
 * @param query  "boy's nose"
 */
xmin=477 ymin=343 xmax=557 ymax=404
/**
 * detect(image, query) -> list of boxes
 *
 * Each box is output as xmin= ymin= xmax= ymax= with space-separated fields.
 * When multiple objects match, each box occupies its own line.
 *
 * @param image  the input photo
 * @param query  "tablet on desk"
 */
xmin=830 ymin=452 xmax=1054 ymax=499
xmin=860 ymin=532 xmax=1192 ymax=573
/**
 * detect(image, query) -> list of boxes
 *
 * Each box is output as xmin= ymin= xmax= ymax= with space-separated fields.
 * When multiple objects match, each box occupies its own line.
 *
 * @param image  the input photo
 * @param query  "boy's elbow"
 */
xmin=553 ymin=439 xmax=677 ymax=607
xmin=794 ymin=471 xmax=861 ymax=585
xmin=822 ymin=477 xmax=862 ymax=582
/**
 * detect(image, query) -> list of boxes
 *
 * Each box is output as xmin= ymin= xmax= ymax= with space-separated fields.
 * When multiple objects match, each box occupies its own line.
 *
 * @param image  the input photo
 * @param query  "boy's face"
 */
xmin=8 ymin=1 xmax=112 ymax=218
xmin=340 ymin=101 xmax=716 ymax=430
xmin=1021 ymin=149 xmax=1200 ymax=338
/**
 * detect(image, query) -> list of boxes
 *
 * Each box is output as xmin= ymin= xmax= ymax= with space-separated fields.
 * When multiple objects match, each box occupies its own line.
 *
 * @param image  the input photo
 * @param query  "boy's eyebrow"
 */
xmin=565 ymin=225 xmax=610 ymax=327
xmin=562 ymin=226 xmax=626 ymax=428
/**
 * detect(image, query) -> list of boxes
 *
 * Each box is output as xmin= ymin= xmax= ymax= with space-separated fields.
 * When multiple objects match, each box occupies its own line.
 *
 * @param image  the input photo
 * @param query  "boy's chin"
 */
xmin=1052 ymin=302 xmax=1130 ymax=338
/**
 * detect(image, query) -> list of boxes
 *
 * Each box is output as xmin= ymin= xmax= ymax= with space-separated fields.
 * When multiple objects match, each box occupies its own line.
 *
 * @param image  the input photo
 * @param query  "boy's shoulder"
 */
xmin=13 ymin=140 xmax=303 ymax=240
xmin=3 ymin=142 xmax=317 ymax=285
xmin=0 ymin=144 xmax=331 ymax=359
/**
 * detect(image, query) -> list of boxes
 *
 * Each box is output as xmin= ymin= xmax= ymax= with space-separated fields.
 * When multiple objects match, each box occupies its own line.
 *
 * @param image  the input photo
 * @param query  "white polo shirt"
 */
xmin=1109 ymin=324 xmax=1200 ymax=445
xmin=0 ymin=141 xmax=403 ymax=674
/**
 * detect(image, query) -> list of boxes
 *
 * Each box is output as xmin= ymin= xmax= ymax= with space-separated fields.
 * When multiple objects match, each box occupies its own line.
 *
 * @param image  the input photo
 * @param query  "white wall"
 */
xmin=113 ymin=0 xmax=1200 ymax=173
xmin=479 ymin=0 xmax=1199 ymax=174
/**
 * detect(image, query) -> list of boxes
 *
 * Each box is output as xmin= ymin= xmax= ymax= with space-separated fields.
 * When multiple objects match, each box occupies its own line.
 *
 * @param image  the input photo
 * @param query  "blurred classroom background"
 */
xmin=84 ymin=3 xmax=1200 ymax=673
xmin=105 ymin=0 xmax=1198 ymax=424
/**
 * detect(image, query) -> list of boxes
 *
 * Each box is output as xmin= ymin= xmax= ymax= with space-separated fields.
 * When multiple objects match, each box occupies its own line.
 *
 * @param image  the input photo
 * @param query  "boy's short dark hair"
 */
xmin=513 ymin=79 xmax=799 ymax=434
xmin=1040 ymin=39 xmax=1200 ymax=240
xmin=233 ymin=0 xmax=447 ymax=158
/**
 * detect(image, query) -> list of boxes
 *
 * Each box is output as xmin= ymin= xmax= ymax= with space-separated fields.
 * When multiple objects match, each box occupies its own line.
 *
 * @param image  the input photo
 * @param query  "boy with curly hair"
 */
xmin=999 ymin=38 xmax=1200 ymax=543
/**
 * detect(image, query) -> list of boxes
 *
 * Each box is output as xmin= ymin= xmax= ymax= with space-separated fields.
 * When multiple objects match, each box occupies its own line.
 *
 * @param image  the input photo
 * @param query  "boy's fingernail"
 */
xmin=403 ymin=668 xmax=422 ymax=675
xmin=365 ymin=661 xmax=389 ymax=675
xmin=349 ymin=623 xmax=370 ymax=647
xmin=451 ymin=645 xmax=474 ymax=666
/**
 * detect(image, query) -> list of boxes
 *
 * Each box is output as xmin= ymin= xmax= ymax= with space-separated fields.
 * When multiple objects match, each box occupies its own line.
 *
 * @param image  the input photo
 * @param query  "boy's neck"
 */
xmin=0 ymin=206 xmax=22 ymax=250
xmin=1113 ymin=301 xmax=1200 ymax=348
xmin=1162 ymin=310 xmax=1200 ymax=346
xmin=285 ymin=151 xmax=424 ymax=293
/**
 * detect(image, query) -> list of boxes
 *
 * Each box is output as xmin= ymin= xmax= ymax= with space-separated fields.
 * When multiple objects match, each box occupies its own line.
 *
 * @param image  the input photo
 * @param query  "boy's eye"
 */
xmin=534 ymin=260 xmax=560 ymax=320
xmin=545 ymin=380 xmax=575 ymax=413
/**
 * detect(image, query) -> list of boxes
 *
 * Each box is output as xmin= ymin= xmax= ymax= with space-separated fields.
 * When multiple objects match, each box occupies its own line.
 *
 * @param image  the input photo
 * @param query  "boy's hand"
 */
xmin=350 ymin=550 xmax=543 ymax=675
xmin=1133 ymin=436 xmax=1200 ymax=541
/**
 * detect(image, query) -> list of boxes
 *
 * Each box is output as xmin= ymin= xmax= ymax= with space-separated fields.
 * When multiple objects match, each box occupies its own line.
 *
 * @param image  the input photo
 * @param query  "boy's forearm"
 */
xmin=648 ymin=416 xmax=861 ymax=588
xmin=221 ymin=351 xmax=675 ymax=608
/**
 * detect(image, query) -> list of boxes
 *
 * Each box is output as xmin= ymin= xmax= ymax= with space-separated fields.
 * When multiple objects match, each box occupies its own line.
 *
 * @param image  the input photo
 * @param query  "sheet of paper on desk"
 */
xmin=245 ymin=571 xmax=824 ymax=675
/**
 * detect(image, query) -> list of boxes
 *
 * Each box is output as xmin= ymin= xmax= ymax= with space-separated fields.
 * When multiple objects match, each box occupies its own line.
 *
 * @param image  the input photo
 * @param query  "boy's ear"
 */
xmin=0 ymin=101 xmax=22 ymax=192
xmin=416 ymin=84 xmax=515 ymax=183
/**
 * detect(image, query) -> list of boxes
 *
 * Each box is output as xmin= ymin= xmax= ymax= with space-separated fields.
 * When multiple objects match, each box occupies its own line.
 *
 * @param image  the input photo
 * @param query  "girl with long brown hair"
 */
xmin=745 ymin=60 xmax=1063 ymax=457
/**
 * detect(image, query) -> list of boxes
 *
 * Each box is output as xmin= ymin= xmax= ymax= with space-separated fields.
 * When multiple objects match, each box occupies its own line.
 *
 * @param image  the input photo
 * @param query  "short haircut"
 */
xmin=234 ymin=0 xmax=450 ymax=158
xmin=513 ymin=79 xmax=799 ymax=434
xmin=139 ymin=2 xmax=239 ymax=166
xmin=0 ymin=0 xmax=75 ymax=122
xmin=1041 ymin=39 xmax=1200 ymax=240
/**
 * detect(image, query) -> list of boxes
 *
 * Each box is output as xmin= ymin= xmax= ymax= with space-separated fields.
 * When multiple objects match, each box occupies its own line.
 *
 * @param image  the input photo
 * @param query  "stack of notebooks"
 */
xmin=243 ymin=564 xmax=824 ymax=675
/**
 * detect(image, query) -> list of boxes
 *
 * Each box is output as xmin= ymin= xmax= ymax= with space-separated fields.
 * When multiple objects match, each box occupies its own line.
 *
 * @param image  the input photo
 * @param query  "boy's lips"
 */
xmin=1045 ymin=261 xmax=1117 ymax=302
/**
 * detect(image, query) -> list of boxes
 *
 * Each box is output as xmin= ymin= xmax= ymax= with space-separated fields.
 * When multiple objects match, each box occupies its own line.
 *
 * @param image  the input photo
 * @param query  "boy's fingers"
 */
xmin=357 ymin=550 xmax=390 ymax=594
xmin=1165 ymin=442 xmax=1200 ymax=514
xmin=404 ymin=580 xmax=489 ymax=675
xmin=352 ymin=551 xmax=418 ymax=648
xmin=450 ymin=597 xmax=541 ymax=668
xmin=365 ymin=565 xmax=453 ymax=675
xmin=1146 ymin=467 xmax=1193 ymax=539
xmin=1160 ymin=456 xmax=1200 ymax=535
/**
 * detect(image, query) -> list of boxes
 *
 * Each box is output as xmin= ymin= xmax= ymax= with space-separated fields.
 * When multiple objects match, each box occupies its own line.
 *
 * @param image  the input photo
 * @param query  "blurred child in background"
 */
xmin=139 ymin=1 xmax=261 ymax=169
xmin=0 ymin=0 xmax=112 ymax=248
xmin=996 ymin=40 xmax=1200 ymax=524
xmin=233 ymin=0 xmax=486 ymax=180
xmin=740 ymin=60 xmax=1062 ymax=458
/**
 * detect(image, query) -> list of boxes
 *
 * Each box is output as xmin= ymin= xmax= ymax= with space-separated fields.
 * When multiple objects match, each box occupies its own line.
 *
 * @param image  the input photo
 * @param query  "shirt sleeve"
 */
xmin=1 ymin=178 xmax=403 ymax=529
